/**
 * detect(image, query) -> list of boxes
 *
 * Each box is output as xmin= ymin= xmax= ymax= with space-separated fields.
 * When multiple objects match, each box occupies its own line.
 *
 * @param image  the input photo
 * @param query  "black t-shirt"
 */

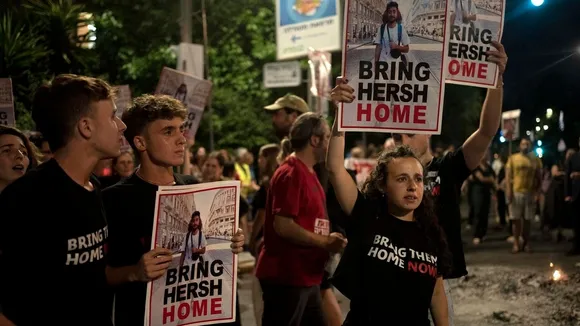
xmin=336 ymin=192 xmax=439 ymax=325
xmin=102 ymin=173 xmax=198 ymax=326
xmin=471 ymin=164 xmax=495 ymax=196
xmin=0 ymin=159 xmax=111 ymax=325
xmin=425 ymin=147 xmax=471 ymax=278
xmin=252 ymin=184 xmax=268 ymax=240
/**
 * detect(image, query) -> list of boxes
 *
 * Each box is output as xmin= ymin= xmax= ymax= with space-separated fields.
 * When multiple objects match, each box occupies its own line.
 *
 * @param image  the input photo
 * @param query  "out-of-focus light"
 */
xmin=89 ymin=35 xmax=97 ymax=41
xmin=531 ymin=0 xmax=544 ymax=7
xmin=553 ymin=269 xmax=562 ymax=281
xmin=88 ymin=24 xmax=96 ymax=31
xmin=546 ymin=108 xmax=553 ymax=118
xmin=536 ymin=117 xmax=541 ymax=123
xmin=543 ymin=125 xmax=549 ymax=130
xmin=499 ymin=136 xmax=506 ymax=143
xmin=526 ymin=130 xmax=531 ymax=136
xmin=535 ymin=126 xmax=541 ymax=132
xmin=536 ymin=147 xmax=543 ymax=157
xmin=537 ymin=140 xmax=542 ymax=146
xmin=559 ymin=111 xmax=565 ymax=131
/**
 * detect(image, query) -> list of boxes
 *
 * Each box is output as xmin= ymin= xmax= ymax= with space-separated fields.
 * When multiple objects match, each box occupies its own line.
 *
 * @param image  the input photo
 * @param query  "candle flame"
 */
xmin=553 ymin=270 xmax=562 ymax=281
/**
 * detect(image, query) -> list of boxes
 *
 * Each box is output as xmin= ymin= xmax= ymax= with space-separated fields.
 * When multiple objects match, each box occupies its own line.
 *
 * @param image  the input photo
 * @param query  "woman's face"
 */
xmin=115 ymin=152 xmax=135 ymax=177
xmin=258 ymin=153 xmax=267 ymax=172
xmin=385 ymin=157 xmax=424 ymax=212
xmin=0 ymin=135 xmax=30 ymax=186
xmin=202 ymin=158 xmax=223 ymax=182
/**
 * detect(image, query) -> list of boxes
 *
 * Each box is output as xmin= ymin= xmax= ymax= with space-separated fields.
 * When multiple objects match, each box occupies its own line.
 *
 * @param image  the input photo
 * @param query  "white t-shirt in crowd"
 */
xmin=374 ymin=23 xmax=410 ymax=62
xmin=180 ymin=230 xmax=207 ymax=264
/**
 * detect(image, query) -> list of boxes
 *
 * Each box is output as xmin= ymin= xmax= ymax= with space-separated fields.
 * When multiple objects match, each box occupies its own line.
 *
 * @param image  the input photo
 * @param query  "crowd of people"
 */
xmin=0 ymin=26 xmax=576 ymax=326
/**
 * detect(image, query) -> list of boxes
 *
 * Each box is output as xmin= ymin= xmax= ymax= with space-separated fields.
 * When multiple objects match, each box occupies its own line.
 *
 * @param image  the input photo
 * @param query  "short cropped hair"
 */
xmin=121 ymin=94 xmax=187 ymax=152
xmin=32 ymin=74 xmax=114 ymax=151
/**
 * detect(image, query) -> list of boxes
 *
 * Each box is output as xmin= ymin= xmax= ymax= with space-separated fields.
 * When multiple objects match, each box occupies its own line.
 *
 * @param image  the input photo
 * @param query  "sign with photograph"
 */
xmin=276 ymin=0 xmax=342 ymax=60
xmin=501 ymin=109 xmax=520 ymax=141
xmin=0 ymin=78 xmax=16 ymax=127
xmin=113 ymin=85 xmax=133 ymax=151
xmin=338 ymin=0 xmax=447 ymax=134
xmin=155 ymin=67 xmax=212 ymax=140
xmin=444 ymin=0 xmax=506 ymax=88
xmin=145 ymin=181 xmax=240 ymax=326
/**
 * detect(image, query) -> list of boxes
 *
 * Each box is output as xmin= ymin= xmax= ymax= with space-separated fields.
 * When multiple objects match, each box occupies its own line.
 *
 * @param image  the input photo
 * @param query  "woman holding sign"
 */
xmin=326 ymin=81 xmax=451 ymax=325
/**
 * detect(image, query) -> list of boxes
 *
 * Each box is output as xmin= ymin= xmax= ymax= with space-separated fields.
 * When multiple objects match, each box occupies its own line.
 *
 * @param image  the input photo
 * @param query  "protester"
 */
xmin=506 ymin=138 xmax=542 ymax=253
xmin=0 ymin=126 xmax=39 ymax=193
xmin=469 ymin=152 xmax=496 ymax=245
xmin=331 ymin=39 xmax=507 ymax=325
xmin=29 ymin=132 xmax=52 ymax=163
xmin=264 ymin=94 xmax=344 ymax=325
xmin=565 ymin=138 xmax=580 ymax=256
xmin=255 ymin=112 xmax=347 ymax=326
xmin=249 ymin=143 xmax=281 ymax=326
xmin=0 ymin=74 xmax=126 ymax=325
xmin=326 ymin=117 xmax=450 ymax=324
xmin=102 ymin=94 xmax=245 ymax=325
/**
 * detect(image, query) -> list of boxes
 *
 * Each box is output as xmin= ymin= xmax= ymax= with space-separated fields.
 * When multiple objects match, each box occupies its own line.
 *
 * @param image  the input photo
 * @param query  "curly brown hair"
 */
xmin=362 ymin=145 xmax=452 ymax=276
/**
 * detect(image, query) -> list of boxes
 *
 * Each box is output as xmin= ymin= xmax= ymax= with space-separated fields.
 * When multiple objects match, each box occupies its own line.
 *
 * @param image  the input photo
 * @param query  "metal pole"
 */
xmin=180 ymin=0 xmax=192 ymax=43
xmin=202 ymin=0 xmax=215 ymax=151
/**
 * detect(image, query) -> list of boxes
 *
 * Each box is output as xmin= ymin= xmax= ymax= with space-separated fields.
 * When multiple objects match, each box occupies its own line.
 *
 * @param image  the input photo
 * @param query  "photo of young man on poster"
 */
xmin=179 ymin=210 xmax=208 ymax=266
xmin=374 ymin=2 xmax=410 ymax=64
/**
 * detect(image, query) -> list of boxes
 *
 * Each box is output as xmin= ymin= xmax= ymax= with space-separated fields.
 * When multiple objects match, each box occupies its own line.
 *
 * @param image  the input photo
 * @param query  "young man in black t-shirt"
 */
xmin=102 ymin=95 xmax=245 ymax=326
xmin=332 ymin=40 xmax=508 ymax=325
xmin=0 ymin=74 xmax=127 ymax=325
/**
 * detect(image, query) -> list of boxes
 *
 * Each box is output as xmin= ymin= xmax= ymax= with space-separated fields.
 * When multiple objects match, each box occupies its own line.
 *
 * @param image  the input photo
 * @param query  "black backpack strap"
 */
xmin=380 ymin=23 xmax=386 ymax=46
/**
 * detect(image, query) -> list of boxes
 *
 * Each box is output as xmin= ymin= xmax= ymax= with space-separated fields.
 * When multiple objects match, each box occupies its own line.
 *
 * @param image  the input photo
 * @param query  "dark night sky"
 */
xmin=502 ymin=0 xmax=580 ymax=132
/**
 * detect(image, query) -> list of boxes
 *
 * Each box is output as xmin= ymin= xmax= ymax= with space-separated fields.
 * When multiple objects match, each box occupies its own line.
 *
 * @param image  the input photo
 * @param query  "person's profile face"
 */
xmin=0 ymin=134 xmax=30 ymax=185
xmin=385 ymin=157 xmax=424 ymax=212
xmin=91 ymin=99 xmax=127 ymax=159
xmin=143 ymin=117 xmax=186 ymax=167
xmin=40 ymin=140 xmax=52 ymax=162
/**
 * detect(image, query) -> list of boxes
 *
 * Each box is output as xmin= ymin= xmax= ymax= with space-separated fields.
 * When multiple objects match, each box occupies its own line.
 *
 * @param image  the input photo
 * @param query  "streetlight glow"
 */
xmin=543 ymin=125 xmax=549 ymax=130
xmin=538 ymin=140 xmax=543 ymax=146
xmin=535 ymin=126 xmax=541 ymax=132
xmin=531 ymin=0 xmax=544 ymax=6
xmin=546 ymin=108 xmax=553 ymax=118
xmin=500 ymin=136 xmax=506 ymax=143
xmin=536 ymin=117 xmax=540 ymax=123
xmin=526 ymin=130 xmax=531 ymax=136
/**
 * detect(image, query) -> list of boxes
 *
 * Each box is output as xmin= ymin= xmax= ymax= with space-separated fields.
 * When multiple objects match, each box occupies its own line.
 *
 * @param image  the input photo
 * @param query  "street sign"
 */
xmin=263 ymin=61 xmax=302 ymax=88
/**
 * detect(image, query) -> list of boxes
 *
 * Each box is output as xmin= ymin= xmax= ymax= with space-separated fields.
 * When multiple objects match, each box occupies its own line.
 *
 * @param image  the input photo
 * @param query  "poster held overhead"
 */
xmin=0 ymin=78 xmax=16 ymax=127
xmin=443 ymin=0 xmax=506 ymax=88
xmin=338 ymin=0 xmax=448 ymax=134
xmin=113 ymin=85 xmax=133 ymax=151
xmin=155 ymin=67 xmax=212 ymax=140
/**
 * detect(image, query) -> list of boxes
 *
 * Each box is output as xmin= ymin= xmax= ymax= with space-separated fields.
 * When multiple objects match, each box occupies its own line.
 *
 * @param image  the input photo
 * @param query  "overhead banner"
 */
xmin=338 ymin=0 xmax=447 ymax=134
xmin=276 ymin=0 xmax=341 ymax=60
xmin=444 ymin=0 xmax=506 ymax=88
xmin=0 ymin=78 xmax=16 ymax=127
xmin=177 ymin=43 xmax=205 ymax=79
xmin=501 ymin=109 xmax=520 ymax=141
xmin=113 ymin=85 xmax=133 ymax=151
xmin=145 ymin=181 xmax=240 ymax=326
xmin=155 ymin=67 xmax=212 ymax=140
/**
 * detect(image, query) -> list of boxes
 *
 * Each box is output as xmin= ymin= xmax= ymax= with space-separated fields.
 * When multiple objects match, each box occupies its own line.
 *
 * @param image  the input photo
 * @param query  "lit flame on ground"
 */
xmin=553 ymin=270 xmax=562 ymax=281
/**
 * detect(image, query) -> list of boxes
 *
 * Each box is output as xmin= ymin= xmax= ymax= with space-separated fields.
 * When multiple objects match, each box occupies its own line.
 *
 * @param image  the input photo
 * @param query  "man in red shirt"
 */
xmin=255 ymin=112 xmax=347 ymax=326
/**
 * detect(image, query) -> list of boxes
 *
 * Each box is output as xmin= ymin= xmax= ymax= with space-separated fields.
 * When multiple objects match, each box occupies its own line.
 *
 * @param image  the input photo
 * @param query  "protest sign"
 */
xmin=501 ymin=109 xmax=520 ymax=141
xmin=339 ymin=0 xmax=447 ymax=134
xmin=155 ymin=67 xmax=212 ymax=140
xmin=276 ymin=0 xmax=341 ymax=60
xmin=444 ymin=0 xmax=505 ymax=88
xmin=146 ymin=181 xmax=240 ymax=326
xmin=113 ymin=85 xmax=132 ymax=151
xmin=0 ymin=78 xmax=16 ymax=127
xmin=344 ymin=157 xmax=377 ymax=189
xmin=308 ymin=48 xmax=332 ymax=116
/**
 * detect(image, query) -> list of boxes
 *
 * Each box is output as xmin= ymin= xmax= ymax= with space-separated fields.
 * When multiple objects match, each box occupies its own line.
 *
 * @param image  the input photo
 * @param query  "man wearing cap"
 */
xmin=259 ymin=94 xmax=345 ymax=326
xmin=264 ymin=93 xmax=310 ymax=139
